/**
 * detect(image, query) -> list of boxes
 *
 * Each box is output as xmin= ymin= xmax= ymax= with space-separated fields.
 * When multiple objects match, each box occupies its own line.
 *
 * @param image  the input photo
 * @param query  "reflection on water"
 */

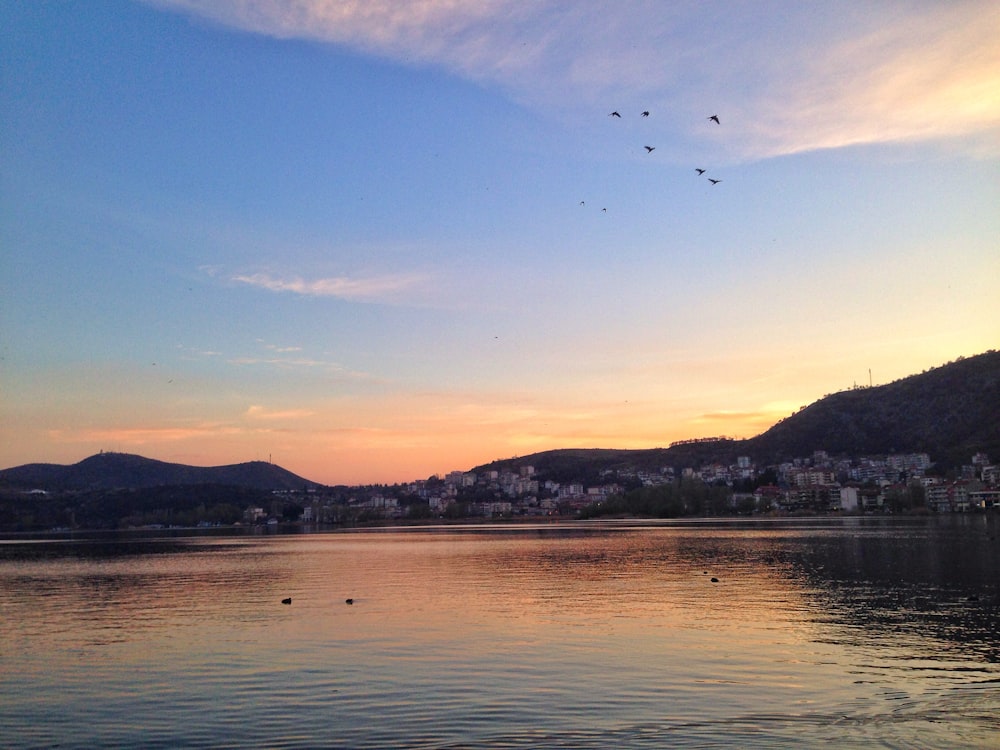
xmin=1 ymin=517 xmax=999 ymax=748
xmin=786 ymin=517 xmax=1000 ymax=668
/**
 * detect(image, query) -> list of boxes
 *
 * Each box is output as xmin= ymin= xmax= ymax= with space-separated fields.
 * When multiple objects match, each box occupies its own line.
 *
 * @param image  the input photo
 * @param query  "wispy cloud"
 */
xmin=743 ymin=4 xmax=1000 ymax=157
xmin=49 ymin=423 xmax=247 ymax=444
xmin=148 ymin=1 xmax=999 ymax=158
xmin=232 ymin=271 xmax=428 ymax=302
xmin=245 ymin=405 xmax=316 ymax=420
xmin=689 ymin=401 xmax=804 ymax=439
xmin=227 ymin=355 xmax=378 ymax=382
xmin=228 ymin=356 xmax=328 ymax=367
xmin=227 ymin=341 xmax=384 ymax=382
xmin=693 ymin=410 xmax=777 ymax=424
xmin=147 ymin=0 xmax=518 ymax=57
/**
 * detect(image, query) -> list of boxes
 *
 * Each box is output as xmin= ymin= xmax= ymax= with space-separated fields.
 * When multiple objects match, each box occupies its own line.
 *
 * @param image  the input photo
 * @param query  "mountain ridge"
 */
xmin=0 ymin=452 xmax=321 ymax=491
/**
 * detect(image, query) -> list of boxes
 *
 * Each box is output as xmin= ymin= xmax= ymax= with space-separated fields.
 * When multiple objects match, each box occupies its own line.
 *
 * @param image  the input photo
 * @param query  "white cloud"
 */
xmin=148 ymin=0 xmax=999 ymax=158
xmin=147 ymin=0 xmax=519 ymax=54
xmin=742 ymin=3 xmax=1000 ymax=157
xmin=245 ymin=405 xmax=316 ymax=420
xmin=228 ymin=356 xmax=327 ymax=367
xmin=232 ymin=271 xmax=427 ymax=301
xmin=227 ymin=352 xmax=381 ymax=382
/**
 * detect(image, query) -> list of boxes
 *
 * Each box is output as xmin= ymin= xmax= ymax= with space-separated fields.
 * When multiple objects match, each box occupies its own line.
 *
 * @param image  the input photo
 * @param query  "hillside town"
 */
xmin=254 ymin=450 xmax=1000 ymax=526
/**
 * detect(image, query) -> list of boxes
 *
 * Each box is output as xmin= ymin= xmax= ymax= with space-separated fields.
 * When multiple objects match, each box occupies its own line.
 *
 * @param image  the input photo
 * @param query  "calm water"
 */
xmin=2 ymin=517 xmax=999 ymax=748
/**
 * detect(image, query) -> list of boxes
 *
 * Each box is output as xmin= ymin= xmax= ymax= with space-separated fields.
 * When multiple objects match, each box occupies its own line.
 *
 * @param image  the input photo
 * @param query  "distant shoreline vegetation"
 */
xmin=1 ymin=459 xmax=996 ymax=533
xmin=669 ymin=436 xmax=737 ymax=447
xmin=0 ymin=484 xmax=269 ymax=533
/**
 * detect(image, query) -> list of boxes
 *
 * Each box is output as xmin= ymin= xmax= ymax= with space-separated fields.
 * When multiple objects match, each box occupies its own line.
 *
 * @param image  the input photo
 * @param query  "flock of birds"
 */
xmin=586 ymin=110 xmax=723 ymax=210
xmin=578 ymin=109 xmax=722 ymax=213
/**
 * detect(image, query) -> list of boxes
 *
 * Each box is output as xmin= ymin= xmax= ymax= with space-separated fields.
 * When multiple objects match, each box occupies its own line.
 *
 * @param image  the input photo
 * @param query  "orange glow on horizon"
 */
xmin=3 ymin=342 xmax=994 ymax=485
xmin=20 ymin=398 xmax=809 ymax=485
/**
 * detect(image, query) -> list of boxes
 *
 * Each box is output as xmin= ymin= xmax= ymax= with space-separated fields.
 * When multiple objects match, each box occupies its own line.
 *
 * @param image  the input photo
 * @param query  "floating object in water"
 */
xmin=281 ymin=597 xmax=292 ymax=605
xmin=710 ymin=578 xmax=719 ymax=583
xmin=345 ymin=598 xmax=354 ymax=605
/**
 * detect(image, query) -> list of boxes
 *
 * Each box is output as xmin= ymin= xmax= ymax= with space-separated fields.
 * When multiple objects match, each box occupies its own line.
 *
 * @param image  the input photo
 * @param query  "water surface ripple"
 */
xmin=2 ymin=517 xmax=998 ymax=748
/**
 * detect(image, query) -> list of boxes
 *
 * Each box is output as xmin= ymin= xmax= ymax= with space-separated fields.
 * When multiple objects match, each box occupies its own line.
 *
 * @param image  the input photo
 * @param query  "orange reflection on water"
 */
xmin=4 ymin=523 xmax=1000 ymax=749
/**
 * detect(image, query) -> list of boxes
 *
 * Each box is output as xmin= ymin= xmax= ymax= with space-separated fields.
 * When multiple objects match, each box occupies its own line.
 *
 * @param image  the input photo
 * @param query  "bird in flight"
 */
xmin=641 ymin=111 xmax=650 ymax=117
xmin=609 ymin=111 xmax=621 ymax=118
xmin=695 ymin=168 xmax=706 ymax=175
xmin=644 ymin=146 xmax=655 ymax=153
xmin=708 ymin=115 xmax=720 ymax=124
xmin=708 ymin=178 xmax=721 ymax=184
xmin=579 ymin=201 xmax=585 ymax=205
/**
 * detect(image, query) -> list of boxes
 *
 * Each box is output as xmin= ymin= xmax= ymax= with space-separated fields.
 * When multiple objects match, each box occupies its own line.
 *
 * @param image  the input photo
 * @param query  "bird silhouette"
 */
xmin=708 ymin=178 xmax=721 ymax=184
xmin=609 ymin=111 xmax=621 ymax=118
xmin=644 ymin=146 xmax=655 ymax=153
xmin=602 ymin=208 xmax=607 ymax=212
xmin=641 ymin=111 xmax=650 ymax=117
xmin=695 ymin=168 xmax=706 ymax=175
xmin=281 ymin=597 xmax=292 ymax=605
xmin=708 ymin=115 xmax=720 ymax=124
xmin=579 ymin=201 xmax=585 ymax=205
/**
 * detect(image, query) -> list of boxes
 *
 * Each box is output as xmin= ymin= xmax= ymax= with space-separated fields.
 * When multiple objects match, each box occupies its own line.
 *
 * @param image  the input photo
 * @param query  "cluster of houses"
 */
xmin=696 ymin=451 xmax=999 ymax=514
xmin=250 ymin=451 xmax=1000 ymax=523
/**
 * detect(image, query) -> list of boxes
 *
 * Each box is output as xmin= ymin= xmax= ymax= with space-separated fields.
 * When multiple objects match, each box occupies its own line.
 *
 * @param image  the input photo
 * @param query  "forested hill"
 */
xmin=0 ymin=452 xmax=322 ymax=491
xmin=745 ymin=351 xmax=999 ymax=466
xmin=476 ymin=350 xmax=1000 ymax=478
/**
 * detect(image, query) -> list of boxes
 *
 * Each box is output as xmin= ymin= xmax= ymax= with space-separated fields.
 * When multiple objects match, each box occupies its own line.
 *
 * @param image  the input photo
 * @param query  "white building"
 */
xmin=839 ymin=486 xmax=859 ymax=512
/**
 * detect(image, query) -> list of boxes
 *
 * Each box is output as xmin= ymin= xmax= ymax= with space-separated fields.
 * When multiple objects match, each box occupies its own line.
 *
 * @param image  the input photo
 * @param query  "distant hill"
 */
xmin=475 ymin=350 xmax=1000 ymax=477
xmin=0 ymin=452 xmax=323 ymax=492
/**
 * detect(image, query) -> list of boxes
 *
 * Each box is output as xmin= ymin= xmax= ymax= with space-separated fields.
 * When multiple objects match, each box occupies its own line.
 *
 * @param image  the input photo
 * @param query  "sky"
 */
xmin=1 ymin=1 xmax=998 ymax=486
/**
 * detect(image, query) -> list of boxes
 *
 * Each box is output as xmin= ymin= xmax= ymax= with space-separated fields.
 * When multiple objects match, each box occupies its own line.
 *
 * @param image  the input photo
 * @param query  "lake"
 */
xmin=2 ymin=516 xmax=999 ymax=748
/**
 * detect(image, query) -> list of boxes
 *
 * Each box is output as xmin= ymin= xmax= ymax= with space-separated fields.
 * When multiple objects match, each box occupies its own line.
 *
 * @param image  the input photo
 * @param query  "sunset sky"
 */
xmin=2 ymin=1 xmax=998 ymax=485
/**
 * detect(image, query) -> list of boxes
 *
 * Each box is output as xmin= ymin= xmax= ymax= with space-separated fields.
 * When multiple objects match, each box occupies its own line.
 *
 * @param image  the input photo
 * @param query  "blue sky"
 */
xmin=2 ymin=1 xmax=998 ymax=484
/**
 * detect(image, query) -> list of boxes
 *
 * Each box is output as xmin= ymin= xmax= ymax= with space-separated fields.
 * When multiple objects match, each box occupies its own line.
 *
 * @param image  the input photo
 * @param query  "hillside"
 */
xmin=746 ymin=352 xmax=1000 ymax=466
xmin=476 ymin=350 xmax=1000 ymax=477
xmin=0 ymin=452 xmax=322 ymax=492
